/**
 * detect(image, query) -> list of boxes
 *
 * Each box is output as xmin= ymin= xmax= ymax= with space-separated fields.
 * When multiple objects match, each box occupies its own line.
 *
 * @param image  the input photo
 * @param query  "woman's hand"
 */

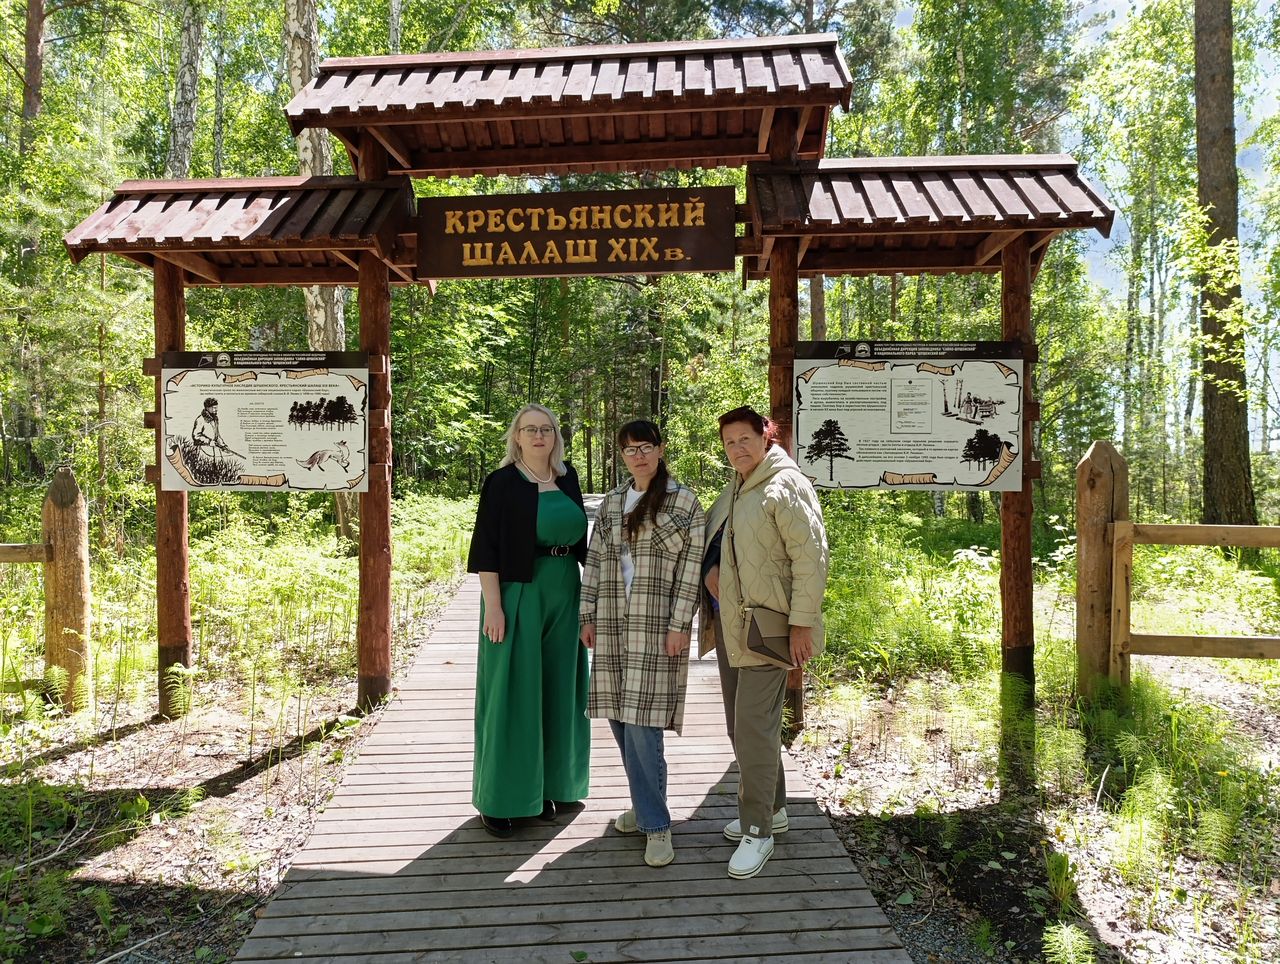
xmin=704 ymin=564 xmax=720 ymax=601
xmin=580 ymin=622 xmax=596 ymax=649
xmin=664 ymin=630 xmax=690 ymax=657
xmin=483 ymin=606 xmax=506 ymax=643
xmin=789 ymin=624 xmax=814 ymax=666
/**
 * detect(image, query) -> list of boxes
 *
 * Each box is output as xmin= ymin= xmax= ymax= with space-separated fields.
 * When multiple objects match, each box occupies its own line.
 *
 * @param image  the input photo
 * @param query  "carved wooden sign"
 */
xmin=417 ymin=187 xmax=736 ymax=279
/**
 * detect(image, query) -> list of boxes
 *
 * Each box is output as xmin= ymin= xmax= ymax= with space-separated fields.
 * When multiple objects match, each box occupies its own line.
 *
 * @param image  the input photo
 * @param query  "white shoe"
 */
xmin=644 ymin=830 xmax=674 ymax=867
xmin=614 ymin=808 xmax=638 ymax=834
xmin=728 ymin=834 xmax=774 ymax=878
xmin=723 ymin=807 xmax=788 ymax=841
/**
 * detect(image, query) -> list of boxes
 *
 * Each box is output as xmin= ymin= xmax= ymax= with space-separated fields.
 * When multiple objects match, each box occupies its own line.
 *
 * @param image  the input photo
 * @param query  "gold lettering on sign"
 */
xmin=565 ymin=240 xmax=597 ymax=263
xmin=462 ymin=242 xmax=493 ymax=265
xmin=590 ymin=206 xmax=612 ymax=229
xmin=613 ymin=204 xmax=633 ymax=228
xmin=684 ymin=198 xmax=705 ymax=226
xmin=466 ymin=210 xmax=485 ymax=233
xmin=658 ymin=203 xmax=680 ymax=227
xmin=496 ymin=242 xmax=517 ymax=265
xmin=547 ymin=209 xmax=567 ymax=230
xmin=542 ymin=240 xmax=563 ymax=264
xmin=635 ymin=204 xmax=655 ymax=228
xmin=664 ymin=247 xmax=687 ymax=261
xmin=506 ymin=208 xmax=525 ymax=232
xmin=445 ymin=211 xmax=465 ymax=234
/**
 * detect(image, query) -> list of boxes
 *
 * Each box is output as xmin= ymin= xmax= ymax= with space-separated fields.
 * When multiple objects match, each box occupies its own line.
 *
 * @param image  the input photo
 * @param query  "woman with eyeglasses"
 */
xmin=579 ymin=420 xmax=705 ymax=867
xmin=467 ymin=403 xmax=590 ymax=838
xmin=699 ymin=405 xmax=828 ymax=879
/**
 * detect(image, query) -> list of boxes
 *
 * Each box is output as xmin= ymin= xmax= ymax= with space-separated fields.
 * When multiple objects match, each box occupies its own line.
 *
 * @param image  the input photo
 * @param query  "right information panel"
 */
xmin=794 ymin=341 xmax=1025 ymax=491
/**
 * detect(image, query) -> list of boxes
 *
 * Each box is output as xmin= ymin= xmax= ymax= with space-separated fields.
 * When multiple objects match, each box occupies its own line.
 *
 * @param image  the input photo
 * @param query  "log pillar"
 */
xmin=356 ymin=134 xmax=393 ymax=712
xmin=766 ymin=112 xmax=805 ymax=727
xmin=42 ymin=466 xmax=91 ymax=709
xmin=154 ymin=259 xmax=192 ymax=718
xmin=999 ymin=234 xmax=1035 ymax=782
xmin=1075 ymin=441 xmax=1128 ymax=701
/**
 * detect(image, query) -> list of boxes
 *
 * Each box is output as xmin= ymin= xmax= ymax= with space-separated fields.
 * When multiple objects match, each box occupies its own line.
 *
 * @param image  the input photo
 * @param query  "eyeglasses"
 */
xmin=518 ymin=425 xmax=557 ymax=437
xmin=621 ymin=442 xmax=657 ymax=457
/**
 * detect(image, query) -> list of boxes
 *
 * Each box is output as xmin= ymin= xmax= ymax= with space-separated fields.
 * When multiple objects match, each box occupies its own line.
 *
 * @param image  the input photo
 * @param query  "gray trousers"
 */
xmin=714 ymin=616 xmax=787 ymax=836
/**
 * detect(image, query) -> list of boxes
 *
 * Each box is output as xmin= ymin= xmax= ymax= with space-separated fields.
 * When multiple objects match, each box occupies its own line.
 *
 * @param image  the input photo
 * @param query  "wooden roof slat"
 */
xmin=305 ymin=188 xmax=360 ymax=241
xmin=1009 ymin=169 xmax=1065 ymax=219
xmin=711 ymin=52 xmax=742 ymax=94
xmin=977 ymin=171 xmax=1031 ymax=218
xmin=741 ymin=51 xmax=770 ymax=91
xmin=886 ymin=173 xmax=934 ymax=222
xmin=622 ymin=57 xmax=650 ymax=97
xmin=948 ymin=172 xmax=1000 ymax=218
xmin=802 ymin=173 xmax=839 ymax=224
xmin=861 ymin=174 xmax=903 ymax=223
xmin=593 ymin=57 xmax=623 ymax=100
xmin=561 ymin=59 xmax=595 ymax=102
xmin=653 ymin=55 xmax=681 ymax=97
xmin=829 ymin=178 xmax=871 ymax=224
xmin=769 ymin=49 xmax=803 ymax=91
xmin=682 ymin=52 xmax=711 ymax=96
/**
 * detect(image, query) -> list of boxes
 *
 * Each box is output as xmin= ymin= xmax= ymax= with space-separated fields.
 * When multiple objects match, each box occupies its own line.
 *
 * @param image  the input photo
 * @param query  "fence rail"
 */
xmin=1076 ymin=440 xmax=1280 ymax=695
xmin=0 ymin=543 xmax=51 ymax=564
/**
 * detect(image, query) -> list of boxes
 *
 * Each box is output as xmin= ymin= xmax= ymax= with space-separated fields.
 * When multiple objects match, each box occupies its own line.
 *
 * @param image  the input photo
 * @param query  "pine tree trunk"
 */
xmin=1195 ymin=0 xmax=1256 ymax=526
xmin=164 ymin=0 xmax=203 ymax=179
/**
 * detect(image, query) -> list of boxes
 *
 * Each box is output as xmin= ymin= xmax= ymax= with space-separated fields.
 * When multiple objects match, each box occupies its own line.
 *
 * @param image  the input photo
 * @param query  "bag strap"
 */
xmin=726 ymin=480 xmax=747 ymax=616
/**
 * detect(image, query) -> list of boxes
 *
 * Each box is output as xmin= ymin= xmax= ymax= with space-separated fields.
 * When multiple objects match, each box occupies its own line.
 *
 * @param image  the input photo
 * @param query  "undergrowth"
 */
xmin=0 ymin=490 xmax=472 ymax=961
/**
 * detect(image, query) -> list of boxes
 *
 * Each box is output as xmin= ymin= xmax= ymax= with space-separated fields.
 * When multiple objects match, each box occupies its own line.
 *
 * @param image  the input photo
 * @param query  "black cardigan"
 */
xmin=467 ymin=462 xmax=588 ymax=583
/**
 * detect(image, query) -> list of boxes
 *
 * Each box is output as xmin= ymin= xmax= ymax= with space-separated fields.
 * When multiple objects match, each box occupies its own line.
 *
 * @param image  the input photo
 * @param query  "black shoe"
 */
xmin=537 ymin=799 xmax=557 ymax=822
xmin=480 ymin=814 xmax=514 ymax=838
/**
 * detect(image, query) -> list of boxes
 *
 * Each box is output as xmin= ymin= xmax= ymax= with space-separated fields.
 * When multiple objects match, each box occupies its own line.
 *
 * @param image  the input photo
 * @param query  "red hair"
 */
xmin=718 ymin=406 xmax=777 ymax=447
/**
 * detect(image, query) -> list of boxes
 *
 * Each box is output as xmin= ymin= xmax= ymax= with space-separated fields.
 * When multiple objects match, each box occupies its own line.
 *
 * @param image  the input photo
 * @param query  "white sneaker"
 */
xmin=614 ymin=808 xmax=638 ymax=834
xmin=728 ymin=834 xmax=774 ymax=878
xmin=723 ymin=807 xmax=788 ymax=841
xmin=644 ymin=830 xmax=674 ymax=867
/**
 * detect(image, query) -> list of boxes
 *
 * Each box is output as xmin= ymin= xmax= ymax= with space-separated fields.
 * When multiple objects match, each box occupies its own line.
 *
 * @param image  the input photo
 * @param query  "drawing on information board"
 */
xmin=161 ymin=352 xmax=370 ymax=493
xmin=794 ymin=341 xmax=1024 ymax=492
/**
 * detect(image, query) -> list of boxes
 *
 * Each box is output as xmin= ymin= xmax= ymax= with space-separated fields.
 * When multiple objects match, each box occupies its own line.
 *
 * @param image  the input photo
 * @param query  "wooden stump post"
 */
xmin=1075 ymin=441 xmax=1128 ymax=700
xmin=42 ymin=467 xmax=92 ymax=708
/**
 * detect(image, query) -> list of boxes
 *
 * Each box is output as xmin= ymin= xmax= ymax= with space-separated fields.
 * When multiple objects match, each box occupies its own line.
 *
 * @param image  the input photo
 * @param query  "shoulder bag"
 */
xmin=727 ymin=482 xmax=796 ymax=670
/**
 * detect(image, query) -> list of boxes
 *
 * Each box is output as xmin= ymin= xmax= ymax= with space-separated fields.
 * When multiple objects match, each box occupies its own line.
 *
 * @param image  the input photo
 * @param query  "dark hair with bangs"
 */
xmin=617 ymin=419 xmax=669 ymax=543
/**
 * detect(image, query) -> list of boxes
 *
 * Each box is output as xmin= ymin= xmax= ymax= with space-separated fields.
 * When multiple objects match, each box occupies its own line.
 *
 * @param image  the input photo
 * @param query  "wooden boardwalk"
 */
xmin=236 ymin=576 xmax=910 ymax=963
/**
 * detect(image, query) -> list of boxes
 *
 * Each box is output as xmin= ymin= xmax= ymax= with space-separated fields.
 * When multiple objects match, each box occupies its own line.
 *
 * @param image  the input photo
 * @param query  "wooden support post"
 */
xmin=1109 ymin=520 xmax=1134 ymax=688
xmin=765 ymin=107 xmax=805 ymax=732
xmin=1075 ymin=441 xmax=1128 ymax=700
xmin=356 ymin=136 xmax=393 ymax=713
xmin=42 ymin=467 xmax=91 ymax=709
xmin=154 ymin=259 xmax=192 ymax=719
xmin=357 ymin=250 xmax=393 ymax=712
xmin=999 ymin=234 xmax=1035 ymax=782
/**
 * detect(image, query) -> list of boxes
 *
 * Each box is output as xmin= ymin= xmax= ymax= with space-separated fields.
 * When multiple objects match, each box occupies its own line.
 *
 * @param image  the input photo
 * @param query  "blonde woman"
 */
xmin=467 ymin=404 xmax=590 ymax=837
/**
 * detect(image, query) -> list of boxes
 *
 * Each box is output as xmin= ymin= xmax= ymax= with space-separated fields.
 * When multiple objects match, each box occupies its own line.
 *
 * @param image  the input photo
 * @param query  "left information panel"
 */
xmin=160 ymin=352 xmax=370 ymax=492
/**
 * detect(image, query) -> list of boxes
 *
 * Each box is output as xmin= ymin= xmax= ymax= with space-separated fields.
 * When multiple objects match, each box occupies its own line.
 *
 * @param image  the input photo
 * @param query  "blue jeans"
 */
xmin=608 ymin=719 xmax=670 ymax=833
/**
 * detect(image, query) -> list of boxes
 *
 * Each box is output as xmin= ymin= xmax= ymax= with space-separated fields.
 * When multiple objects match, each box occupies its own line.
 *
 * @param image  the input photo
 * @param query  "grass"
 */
xmin=0 ymin=490 xmax=473 ymax=960
xmin=807 ymin=495 xmax=1280 ymax=961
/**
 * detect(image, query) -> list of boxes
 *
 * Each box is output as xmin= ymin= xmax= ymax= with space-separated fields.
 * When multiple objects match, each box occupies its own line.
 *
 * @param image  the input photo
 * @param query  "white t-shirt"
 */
xmin=619 ymin=480 xmax=678 ymax=597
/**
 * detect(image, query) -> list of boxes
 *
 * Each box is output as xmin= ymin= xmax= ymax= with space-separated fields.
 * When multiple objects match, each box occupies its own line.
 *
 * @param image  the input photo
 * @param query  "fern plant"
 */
xmin=1043 ymin=923 xmax=1096 ymax=964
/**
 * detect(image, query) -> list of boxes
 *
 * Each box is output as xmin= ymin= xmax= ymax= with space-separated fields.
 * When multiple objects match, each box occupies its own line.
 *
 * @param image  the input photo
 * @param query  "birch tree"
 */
xmin=164 ymin=0 xmax=204 ymax=178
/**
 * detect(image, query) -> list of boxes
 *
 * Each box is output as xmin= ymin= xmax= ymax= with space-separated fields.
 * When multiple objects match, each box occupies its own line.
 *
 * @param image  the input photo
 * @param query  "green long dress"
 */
xmin=473 ymin=488 xmax=590 ymax=818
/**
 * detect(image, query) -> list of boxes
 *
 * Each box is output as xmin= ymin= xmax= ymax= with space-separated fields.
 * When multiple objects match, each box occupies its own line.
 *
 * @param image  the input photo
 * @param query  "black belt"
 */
xmin=536 ymin=544 xmax=573 ymax=557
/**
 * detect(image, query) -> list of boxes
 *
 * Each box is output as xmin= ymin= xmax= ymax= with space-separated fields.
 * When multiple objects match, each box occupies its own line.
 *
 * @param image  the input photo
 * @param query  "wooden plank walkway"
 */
xmin=236 ymin=575 xmax=910 ymax=963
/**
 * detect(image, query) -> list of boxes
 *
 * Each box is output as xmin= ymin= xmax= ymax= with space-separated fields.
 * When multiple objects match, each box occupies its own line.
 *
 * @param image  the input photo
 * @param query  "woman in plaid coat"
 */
xmin=580 ymin=420 xmax=705 ymax=868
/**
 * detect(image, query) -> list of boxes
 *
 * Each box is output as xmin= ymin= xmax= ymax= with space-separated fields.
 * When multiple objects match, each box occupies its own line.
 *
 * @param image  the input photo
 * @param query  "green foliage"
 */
xmin=1042 ymin=923 xmax=1097 ymax=964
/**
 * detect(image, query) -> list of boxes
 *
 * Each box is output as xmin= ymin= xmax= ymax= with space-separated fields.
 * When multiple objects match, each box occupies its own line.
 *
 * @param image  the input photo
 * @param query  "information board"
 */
xmin=160 ymin=352 xmax=370 ymax=492
xmin=794 ymin=341 xmax=1024 ymax=491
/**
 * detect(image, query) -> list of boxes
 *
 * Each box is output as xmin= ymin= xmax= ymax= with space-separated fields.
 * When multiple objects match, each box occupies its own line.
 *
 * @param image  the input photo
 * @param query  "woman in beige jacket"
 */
xmin=700 ymin=405 xmax=829 ymax=879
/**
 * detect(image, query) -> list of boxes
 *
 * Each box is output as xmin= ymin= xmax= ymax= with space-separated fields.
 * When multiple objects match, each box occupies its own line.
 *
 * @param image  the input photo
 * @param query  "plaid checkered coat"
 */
xmin=580 ymin=480 xmax=706 ymax=734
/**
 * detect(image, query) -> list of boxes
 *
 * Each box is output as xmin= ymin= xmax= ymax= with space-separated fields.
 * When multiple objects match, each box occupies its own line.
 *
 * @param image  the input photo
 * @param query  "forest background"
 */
xmin=0 ymin=0 xmax=1279 ymax=532
xmin=2 ymin=0 xmax=1280 ymax=962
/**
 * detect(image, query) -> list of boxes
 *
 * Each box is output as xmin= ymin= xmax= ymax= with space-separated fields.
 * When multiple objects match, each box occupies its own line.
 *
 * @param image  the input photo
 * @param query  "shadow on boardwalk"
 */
xmin=234 ymin=577 xmax=910 ymax=963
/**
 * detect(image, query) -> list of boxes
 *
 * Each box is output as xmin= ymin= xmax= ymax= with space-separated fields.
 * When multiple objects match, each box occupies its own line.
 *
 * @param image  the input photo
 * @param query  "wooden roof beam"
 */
xmin=974 ymin=230 xmax=1022 ymax=267
xmin=367 ymin=125 xmax=414 ymax=171
xmin=153 ymin=251 xmax=225 ymax=284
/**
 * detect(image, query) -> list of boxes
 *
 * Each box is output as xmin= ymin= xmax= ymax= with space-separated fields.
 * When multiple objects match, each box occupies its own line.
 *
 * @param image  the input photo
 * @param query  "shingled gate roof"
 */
xmin=64 ymin=177 xmax=416 ymax=286
xmin=286 ymin=34 xmax=852 ymax=177
xmin=743 ymin=155 xmax=1115 ymax=279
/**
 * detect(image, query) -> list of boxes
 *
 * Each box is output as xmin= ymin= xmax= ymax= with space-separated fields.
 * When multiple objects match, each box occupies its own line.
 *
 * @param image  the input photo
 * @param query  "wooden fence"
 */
xmin=1076 ymin=441 xmax=1280 ymax=695
xmin=0 ymin=466 xmax=92 ymax=706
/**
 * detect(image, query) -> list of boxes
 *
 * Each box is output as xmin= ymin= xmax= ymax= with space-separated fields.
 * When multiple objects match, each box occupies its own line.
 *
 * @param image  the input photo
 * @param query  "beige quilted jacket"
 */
xmin=698 ymin=445 xmax=829 ymax=667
